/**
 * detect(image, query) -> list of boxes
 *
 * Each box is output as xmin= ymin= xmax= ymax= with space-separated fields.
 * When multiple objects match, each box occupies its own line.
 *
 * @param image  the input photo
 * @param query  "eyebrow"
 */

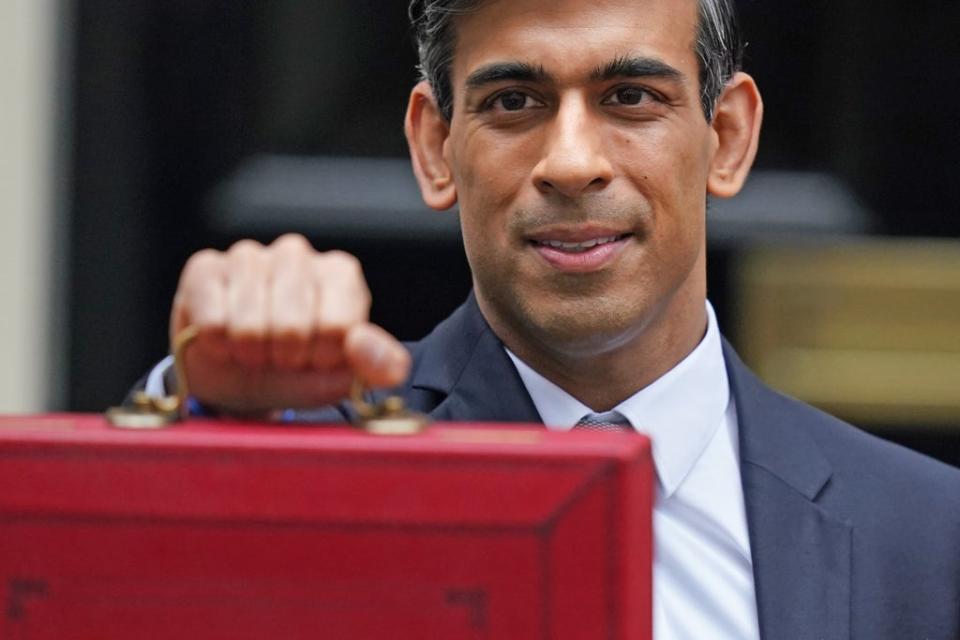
xmin=463 ymin=56 xmax=685 ymax=91
xmin=590 ymin=55 xmax=685 ymax=83
xmin=464 ymin=62 xmax=550 ymax=89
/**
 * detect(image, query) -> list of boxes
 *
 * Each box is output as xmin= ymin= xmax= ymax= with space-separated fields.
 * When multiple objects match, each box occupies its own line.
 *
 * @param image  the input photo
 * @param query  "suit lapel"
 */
xmin=724 ymin=342 xmax=851 ymax=639
xmin=409 ymin=293 xmax=541 ymax=424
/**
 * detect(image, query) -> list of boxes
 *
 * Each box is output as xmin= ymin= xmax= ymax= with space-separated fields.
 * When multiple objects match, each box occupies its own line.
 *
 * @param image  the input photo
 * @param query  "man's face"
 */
xmin=444 ymin=0 xmax=717 ymax=359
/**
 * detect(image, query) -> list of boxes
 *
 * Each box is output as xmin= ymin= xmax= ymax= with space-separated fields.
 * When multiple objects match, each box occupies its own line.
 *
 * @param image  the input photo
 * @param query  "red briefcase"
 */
xmin=0 ymin=415 xmax=653 ymax=639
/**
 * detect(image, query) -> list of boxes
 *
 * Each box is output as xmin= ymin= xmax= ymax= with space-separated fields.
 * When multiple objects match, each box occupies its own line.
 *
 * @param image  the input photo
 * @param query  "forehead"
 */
xmin=450 ymin=0 xmax=701 ymax=84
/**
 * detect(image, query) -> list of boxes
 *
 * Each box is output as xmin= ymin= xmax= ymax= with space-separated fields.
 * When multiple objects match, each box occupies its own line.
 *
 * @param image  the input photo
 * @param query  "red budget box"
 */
xmin=0 ymin=414 xmax=653 ymax=639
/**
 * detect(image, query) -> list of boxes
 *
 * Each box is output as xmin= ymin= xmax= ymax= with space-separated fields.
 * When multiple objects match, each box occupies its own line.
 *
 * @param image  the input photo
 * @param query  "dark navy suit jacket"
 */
xmin=316 ymin=294 xmax=960 ymax=639
xmin=148 ymin=293 xmax=960 ymax=638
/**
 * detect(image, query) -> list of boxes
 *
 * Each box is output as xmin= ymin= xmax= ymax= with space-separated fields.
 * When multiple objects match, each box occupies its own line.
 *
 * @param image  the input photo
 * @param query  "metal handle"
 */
xmin=105 ymin=325 xmax=199 ymax=429
xmin=107 ymin=325 xmax=427 ymax=434
xmin=171 ymin=325 xmax=200 ymax=420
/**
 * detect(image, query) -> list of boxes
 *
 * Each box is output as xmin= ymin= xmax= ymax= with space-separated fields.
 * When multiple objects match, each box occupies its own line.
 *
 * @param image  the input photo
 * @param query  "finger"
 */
xmin=313 ymin=251 xmax=372 ymax=331
xmin=225 ymin=239 xmax=269 ymax=368
xmin=311 ymin=333 xmax=346 ymax=370
xmin=213 ymin=366 xmax=356 ymax=411
xmin=270 ymin=233 xmax=312 ymax=251
xmin=173 ymin=249 xmax=229 ymax=362
xmin=175 ymin=249 xmax=228 ymax=330
xmin=269 ymin=367 xmax=355 ymax=408
xmin=344 ymin=323 xmax=410 ymax=388
xmin=311 ymin=250 xmax=371 ymax=369
xmin=268 ymin=235 xmax=314 ymax=370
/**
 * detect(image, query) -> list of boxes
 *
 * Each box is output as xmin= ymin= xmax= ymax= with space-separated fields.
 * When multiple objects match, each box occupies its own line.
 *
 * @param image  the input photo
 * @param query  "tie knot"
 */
xmin=573 ymin=411 xmax=632 ymax=432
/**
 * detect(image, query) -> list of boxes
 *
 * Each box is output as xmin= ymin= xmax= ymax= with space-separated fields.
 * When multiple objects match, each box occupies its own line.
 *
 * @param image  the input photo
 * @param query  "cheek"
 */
xmin=620 ymin=127 xmax=710 ymax=267
xmin=631 ymin=126 xmax=710 ymax=211
xmin=660 ymin=155 xmax=708 ymax=254
xmin=450 ymin=128 xmax=538 ymax=234
xmin=449 ymin=127 xmax=540 ymax=209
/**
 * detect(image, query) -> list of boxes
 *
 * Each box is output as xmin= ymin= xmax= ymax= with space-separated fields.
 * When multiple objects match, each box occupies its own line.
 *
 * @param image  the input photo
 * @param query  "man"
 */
xmin=145 ymin=0 xmax=960 ymax=637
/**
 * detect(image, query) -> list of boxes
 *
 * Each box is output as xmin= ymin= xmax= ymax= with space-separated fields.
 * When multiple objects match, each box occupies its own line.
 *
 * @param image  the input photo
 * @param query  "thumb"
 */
xmin=343 ymin=323 xmax=411 ymax=388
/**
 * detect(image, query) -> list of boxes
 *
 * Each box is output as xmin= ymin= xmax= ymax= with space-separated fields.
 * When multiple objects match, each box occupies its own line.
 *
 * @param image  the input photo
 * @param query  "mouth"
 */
xmin=527 ymin=231 xmax=634 ymax=272
xmin=531 ymin=234 xmax=630 ymax=253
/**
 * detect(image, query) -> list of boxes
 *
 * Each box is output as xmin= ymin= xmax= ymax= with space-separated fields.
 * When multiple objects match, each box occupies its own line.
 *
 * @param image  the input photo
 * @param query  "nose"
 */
xmin=532 ymin=95 xmax=614 ymax=198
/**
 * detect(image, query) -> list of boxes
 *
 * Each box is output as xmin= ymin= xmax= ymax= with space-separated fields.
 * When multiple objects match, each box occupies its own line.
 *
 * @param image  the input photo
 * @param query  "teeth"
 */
xmin=540 ymin=235 xmax=621 ymax=251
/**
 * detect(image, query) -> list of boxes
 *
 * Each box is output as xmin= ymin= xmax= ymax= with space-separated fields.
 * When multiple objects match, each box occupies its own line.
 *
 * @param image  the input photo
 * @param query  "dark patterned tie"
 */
xmin=572 ymin=412 xmax=633 ymax=432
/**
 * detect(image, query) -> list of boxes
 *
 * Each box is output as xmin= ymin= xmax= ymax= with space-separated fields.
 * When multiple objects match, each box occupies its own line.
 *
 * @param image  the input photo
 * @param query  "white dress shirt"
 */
xmin=506 ymin=302 xmax=760 ymax=639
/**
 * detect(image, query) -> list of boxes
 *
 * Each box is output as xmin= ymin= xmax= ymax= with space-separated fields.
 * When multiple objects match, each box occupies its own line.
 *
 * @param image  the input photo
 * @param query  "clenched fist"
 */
xmin=170 ymin=234 xmax=410 ymax=414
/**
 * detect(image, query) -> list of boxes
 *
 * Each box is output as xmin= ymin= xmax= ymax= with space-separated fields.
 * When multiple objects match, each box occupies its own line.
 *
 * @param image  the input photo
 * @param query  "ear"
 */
xmin=405 ymin=80 xmax=458 ymax=210
xmin=707 ymin=72 xmax=763 ymax=198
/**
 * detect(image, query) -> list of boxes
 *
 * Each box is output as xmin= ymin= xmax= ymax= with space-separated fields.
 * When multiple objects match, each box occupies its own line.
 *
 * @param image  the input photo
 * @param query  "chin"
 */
xmin=518 ymin=292 xmax=651 ymax=358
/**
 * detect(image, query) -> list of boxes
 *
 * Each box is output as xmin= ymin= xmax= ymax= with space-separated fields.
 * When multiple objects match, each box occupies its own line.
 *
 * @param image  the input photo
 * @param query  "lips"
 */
xmin=533 ymin=234 xmax=626 ymax=253
xmin=527 ymin=231 xmax=632 ymax=272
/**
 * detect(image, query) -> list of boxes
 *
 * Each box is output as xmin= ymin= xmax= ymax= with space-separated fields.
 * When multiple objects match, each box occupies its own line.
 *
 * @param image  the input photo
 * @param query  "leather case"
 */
xmin=0 ymin=415 xmax=653 ymax=639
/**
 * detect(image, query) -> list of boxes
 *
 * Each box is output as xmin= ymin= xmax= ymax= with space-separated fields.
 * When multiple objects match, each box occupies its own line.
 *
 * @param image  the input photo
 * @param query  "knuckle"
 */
xmin=227 ymin=239 xmax=264 ymax=259
xmin=271 ymin=233 xmax=313 ymax=253
xmin=182 ymin=249 xmax=223 ymax=281
xmin=323 ymin=250 xmax=364 ymax=278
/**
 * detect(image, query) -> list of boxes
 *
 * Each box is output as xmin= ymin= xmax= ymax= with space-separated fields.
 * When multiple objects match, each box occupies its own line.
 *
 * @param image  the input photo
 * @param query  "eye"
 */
xmin=488 ymin=90 xmax=540 ymax=112
xmin=603 ymin=86 xmax=654 ymax=106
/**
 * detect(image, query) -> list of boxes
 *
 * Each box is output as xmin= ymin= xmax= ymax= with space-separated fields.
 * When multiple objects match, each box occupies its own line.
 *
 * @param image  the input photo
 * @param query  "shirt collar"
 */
xmin=505 ymin=301 xmax=730 ymax=497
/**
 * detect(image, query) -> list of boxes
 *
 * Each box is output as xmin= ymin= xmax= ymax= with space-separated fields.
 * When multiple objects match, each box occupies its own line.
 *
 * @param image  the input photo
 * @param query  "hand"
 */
xmin=169 ymin=234 xmax=410 ymax=415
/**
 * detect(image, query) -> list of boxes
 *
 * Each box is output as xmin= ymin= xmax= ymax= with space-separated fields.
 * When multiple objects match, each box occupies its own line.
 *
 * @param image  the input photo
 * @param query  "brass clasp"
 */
xmin=105 ymin=391 xmax=181 ymax=429
xmin=351 ymin=380 xmax=429 ymax=436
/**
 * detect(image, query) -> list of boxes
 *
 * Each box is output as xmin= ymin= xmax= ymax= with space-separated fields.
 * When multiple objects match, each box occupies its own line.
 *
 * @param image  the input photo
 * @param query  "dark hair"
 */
xmin=409 ymin=0 xmax=744 ymax=121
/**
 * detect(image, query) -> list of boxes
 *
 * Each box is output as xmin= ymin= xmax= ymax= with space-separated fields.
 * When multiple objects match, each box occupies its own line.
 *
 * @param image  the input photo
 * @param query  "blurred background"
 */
xmin=2 ymin=0 xmax=958 ymax=467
